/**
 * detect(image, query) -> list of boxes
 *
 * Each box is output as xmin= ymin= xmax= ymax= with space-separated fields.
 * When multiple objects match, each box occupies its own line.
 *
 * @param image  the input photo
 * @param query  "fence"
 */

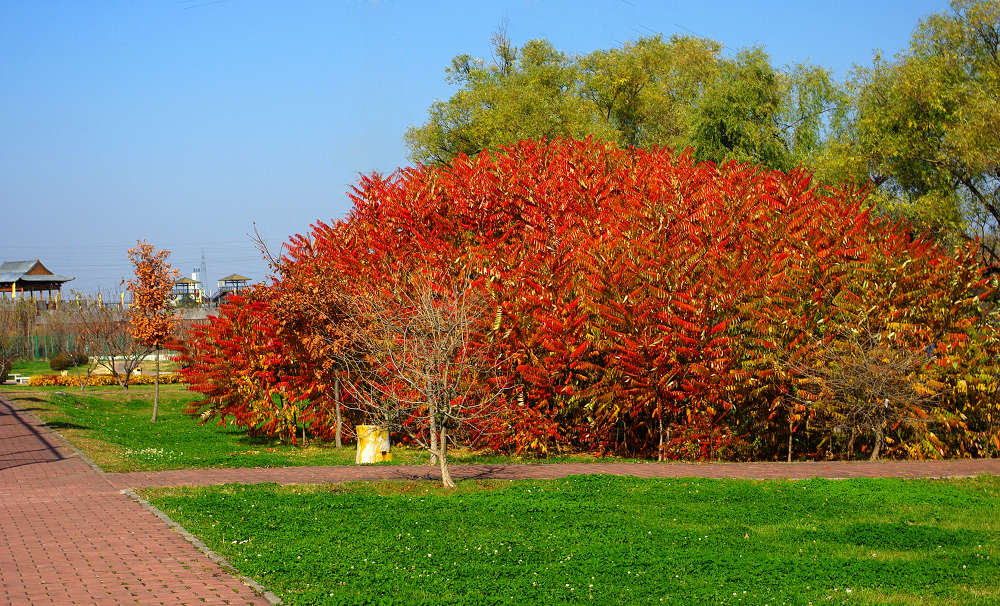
xmin=3 ymin=334 xmax=83 ymax=361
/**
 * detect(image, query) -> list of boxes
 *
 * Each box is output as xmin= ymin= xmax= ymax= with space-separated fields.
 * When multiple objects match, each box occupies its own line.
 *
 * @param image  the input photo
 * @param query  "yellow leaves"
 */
xmin=127 ymin=240 xmax=181 ymax=346
xmin=27 ymin=373 xmax=185 ymax=387
xmin=914 ymin=382 xmax=935 ymax=397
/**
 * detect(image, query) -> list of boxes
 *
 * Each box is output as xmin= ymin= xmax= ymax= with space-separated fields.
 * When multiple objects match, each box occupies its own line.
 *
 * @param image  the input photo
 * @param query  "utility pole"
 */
xmin=200 ymin=249 xmax=209 ymax=299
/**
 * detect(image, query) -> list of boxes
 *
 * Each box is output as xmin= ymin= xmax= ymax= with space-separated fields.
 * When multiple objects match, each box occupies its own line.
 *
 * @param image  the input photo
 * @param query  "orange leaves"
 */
xmin=126 ymin=240 xmax=180 ymax=348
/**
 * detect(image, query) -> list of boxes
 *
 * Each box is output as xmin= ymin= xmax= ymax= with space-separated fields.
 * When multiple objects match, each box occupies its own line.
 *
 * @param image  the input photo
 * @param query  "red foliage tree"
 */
xmin=181 ymin=138 xmax=994 ymax=461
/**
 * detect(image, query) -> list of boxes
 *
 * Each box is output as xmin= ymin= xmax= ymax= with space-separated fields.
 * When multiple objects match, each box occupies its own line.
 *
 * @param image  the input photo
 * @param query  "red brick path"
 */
xmin=0 ymin=395 xmax=270 ymax=605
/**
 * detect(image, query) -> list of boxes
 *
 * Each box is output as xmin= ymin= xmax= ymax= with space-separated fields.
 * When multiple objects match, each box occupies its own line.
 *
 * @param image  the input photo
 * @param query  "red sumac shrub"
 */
xmin=184 ymin=138 xmax=994 ymax=459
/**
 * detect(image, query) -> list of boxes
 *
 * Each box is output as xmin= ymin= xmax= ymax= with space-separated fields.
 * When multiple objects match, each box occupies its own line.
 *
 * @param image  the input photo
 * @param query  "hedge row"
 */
xmin=27 ymin=374 xmax=186 ymax=387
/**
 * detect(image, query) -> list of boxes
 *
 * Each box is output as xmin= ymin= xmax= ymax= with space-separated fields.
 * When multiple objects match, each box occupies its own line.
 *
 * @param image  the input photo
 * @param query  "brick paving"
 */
xmin=0 ymin=395 xmax=270 ymax=605
xmin=3 ymin=394 xmax=999 ymax=605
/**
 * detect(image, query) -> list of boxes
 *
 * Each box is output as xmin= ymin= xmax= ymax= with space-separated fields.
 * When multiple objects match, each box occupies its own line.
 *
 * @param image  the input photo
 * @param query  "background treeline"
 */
xmin=407 ymin=0 xmax=1000 ymax=267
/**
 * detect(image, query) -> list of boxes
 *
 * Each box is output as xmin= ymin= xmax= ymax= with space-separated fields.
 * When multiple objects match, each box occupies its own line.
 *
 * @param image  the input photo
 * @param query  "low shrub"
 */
xmin=27 ymin=373 xmax=186 ymax=387
xmin=49 ymin=352 xmax=74 ymax=371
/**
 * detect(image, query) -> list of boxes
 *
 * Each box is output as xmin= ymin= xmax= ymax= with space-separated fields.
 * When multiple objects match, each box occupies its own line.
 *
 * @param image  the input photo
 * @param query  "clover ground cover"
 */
xmin=145 ymin=475 xmax=1000 ymax=605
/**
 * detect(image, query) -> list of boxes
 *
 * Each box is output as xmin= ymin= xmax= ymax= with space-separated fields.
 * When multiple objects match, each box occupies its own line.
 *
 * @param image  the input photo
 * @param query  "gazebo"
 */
xmin=0 ymin=260 xmax=74 ymax=302
xmin=213 ymin=273 xmax=251 ymax=301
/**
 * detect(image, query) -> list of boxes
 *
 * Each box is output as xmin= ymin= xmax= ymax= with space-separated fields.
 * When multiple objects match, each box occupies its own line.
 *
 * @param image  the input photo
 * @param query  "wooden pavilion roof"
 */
xmin=0 ymin=259 xmax=74 ymax=290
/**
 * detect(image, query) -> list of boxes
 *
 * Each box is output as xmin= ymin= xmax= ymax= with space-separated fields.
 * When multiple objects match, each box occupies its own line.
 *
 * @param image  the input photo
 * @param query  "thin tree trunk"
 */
xmin=870 ymin=427 xmax=883 ymax=461
xmin=657 ymin=410 xmax=664 ymax=462
xmin=334 ymin=376 xmax=342 ymax=448
xmin=847 ymin=429 xmax=856 ymax=460
xmin=429 ymin=406 xmax=439 ymax=465
xmin=151 ymin=348 xmax=159 ymax=422
xmin=76 ymin=360 xmax=86 ymax=392
xmin=787 ymin=418 xmax=793 ymax=463
xmin=438 ymin=424 xmax=455 ymax=489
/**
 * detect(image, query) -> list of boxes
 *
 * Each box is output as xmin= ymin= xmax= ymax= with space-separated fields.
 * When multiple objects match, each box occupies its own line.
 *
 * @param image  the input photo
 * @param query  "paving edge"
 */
xmin=120 ymin=487 xmax=283 ymax=605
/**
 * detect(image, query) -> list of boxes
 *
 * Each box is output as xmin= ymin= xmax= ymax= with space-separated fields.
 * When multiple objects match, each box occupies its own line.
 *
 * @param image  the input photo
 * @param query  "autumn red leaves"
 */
xmin=177 ymin=138 xmax=999 ymax=461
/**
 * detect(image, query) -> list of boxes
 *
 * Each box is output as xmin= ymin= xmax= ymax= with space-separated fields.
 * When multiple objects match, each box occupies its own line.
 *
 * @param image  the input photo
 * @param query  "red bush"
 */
xmin=183 ymin=138 xmax=993 ymax=459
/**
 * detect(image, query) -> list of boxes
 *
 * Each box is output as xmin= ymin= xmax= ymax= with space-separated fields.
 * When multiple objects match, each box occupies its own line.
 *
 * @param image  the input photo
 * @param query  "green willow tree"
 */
xmin=405 ymin=33 xmax=612 ymax=164
xmin=821 ymin=0 xmax=1000 ymax=263
xmin=577 ymin=35 xmax=723 ymax=149
xmin=406 ymin=33 xmax=841 ymax=173
xmin=688 ymin=50 xmax=844 ymax=171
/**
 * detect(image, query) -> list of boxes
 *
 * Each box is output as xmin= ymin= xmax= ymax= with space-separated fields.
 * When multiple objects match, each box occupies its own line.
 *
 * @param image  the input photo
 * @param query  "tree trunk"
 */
xmin=787 ymin=419 xmax=793 ymax=463
xmin=151 ymin=349 xmax=159 ymax=422
xmin=847 ymin=429 xmax=857 ymax=460
xmin=334 ymin=376 xmax=342 ymax=448
xmin=429 ymin=408 xmax=439 ymax=465
xmin=438 ymin=424 xmax=455 ymax=489
xmin=657 ymin=411 xmax=664 ymax=462
xmin=76 ymin=361 xmax=86 ymax=392
xmin=870 ymin=427 xmax=883 ymax=461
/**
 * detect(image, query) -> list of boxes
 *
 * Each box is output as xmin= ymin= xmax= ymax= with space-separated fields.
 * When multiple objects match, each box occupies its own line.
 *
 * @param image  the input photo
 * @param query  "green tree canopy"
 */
xmin=404 ymin=33 xmax=612 ymax=164
xmin=406 ymin=33 xmax=841 ymax=172
xmin=823 ymin=0 xmax=1000 ymax=262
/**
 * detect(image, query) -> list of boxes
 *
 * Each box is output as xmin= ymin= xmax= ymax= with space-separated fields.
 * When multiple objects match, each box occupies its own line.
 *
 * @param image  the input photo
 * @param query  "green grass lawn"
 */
xmin=8 ymin=359 xmax=54 ymax=375
xmin=0 ymin=386 xmax=623 ymax=472
xmin=144 ymin=475 xmax=1000 ymax=605
xmin=6 ymin=357 xmax=180 ymax=376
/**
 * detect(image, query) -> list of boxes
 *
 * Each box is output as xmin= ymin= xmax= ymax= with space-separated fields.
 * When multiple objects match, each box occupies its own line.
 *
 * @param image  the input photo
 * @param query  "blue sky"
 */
xmin=0 ymin=0 xmax=947 ymax=293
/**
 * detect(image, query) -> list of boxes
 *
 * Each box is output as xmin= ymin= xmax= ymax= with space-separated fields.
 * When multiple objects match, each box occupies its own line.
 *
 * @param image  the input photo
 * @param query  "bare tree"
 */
xmin=328 ymin=270 xmax=505 ymax=488
xmin=789 ymin=326 xmax=938 ymax=460
xmin=46 ymin=304 xmax=98 ymax=390
xmin=70 ymin=293 xmax=149 ymax=390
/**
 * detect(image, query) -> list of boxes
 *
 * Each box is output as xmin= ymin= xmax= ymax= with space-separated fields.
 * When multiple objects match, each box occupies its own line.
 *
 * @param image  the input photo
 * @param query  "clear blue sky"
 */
xmin=0 ymin=0 xmax=947 ymax=293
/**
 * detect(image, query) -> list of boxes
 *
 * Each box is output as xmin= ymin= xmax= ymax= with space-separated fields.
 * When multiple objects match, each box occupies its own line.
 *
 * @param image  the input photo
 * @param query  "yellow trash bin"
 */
xmin=355 ymin=425 xmax=392 ymax=464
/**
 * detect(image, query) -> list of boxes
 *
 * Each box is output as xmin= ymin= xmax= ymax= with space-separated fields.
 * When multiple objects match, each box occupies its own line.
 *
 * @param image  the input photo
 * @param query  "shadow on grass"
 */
xmin=837 ymin=521 xmax=981 ymax=550
xmin=11 ymin=396 xmax=46 ymax=404
xmin=226 ymin=432 xmax=290 ymax=448
xmin=45 ymin=421 xmax=91 ymax=431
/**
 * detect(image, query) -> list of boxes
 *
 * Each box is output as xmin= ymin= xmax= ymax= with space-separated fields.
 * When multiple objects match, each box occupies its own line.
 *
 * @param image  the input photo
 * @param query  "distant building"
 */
xmin=171 ymin=276 xmax=202 ymax=300
xmin=0 ymin=260 xmax=74 ymax=300
xmin=212 ymin=273 xmax=251 ymax=302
